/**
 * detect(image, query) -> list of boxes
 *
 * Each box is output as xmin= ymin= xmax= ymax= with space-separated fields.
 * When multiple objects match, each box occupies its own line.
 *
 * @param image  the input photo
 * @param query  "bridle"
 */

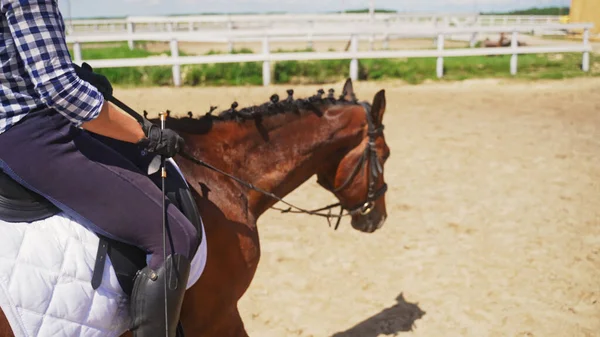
xmin=109 ymin=96 xmax=388 ymax=230
xmin=315 ymin=102 xmax=388 ymax=218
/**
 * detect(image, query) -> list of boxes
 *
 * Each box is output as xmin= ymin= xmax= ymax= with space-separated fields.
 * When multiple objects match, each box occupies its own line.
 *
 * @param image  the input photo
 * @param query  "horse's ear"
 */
xmin=342 ymin=78 xmax=355 ymax=101
xmin=371 ymin=89 xmax=386 ymax=125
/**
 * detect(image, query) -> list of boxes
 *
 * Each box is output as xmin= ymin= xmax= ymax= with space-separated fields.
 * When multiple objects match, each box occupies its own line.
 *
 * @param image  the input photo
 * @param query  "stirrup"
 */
xmin=129 ymin=254 xmax=191 ymax=337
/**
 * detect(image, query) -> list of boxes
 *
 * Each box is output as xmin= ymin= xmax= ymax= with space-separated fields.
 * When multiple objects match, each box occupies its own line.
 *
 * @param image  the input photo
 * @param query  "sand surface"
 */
xmin=115 ymin=77 xmax=600 ymax=337
xmin=132 ymin=35 xmax=600 ymax=55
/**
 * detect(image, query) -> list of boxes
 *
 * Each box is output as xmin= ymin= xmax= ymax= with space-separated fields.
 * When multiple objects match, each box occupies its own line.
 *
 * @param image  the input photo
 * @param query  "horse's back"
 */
xmin=0 ymin=309 xmax=13 ymax=337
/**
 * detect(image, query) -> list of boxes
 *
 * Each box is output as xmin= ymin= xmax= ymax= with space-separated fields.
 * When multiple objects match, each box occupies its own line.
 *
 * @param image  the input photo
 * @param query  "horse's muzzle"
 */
xmin=351 ymin=208 xmax=387 ymax=233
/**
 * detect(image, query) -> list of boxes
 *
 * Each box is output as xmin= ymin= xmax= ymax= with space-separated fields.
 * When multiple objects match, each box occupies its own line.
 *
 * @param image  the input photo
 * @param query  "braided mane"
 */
xmin=146 ymin=88 xmax=360 ymax=134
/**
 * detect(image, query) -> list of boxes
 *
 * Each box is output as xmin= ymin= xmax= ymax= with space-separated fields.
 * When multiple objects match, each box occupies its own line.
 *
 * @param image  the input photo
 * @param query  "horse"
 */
xmin=0 ymin=78 xmax=390 ymax=337
xmin=482 ymin=32 xmax=527 ymax=48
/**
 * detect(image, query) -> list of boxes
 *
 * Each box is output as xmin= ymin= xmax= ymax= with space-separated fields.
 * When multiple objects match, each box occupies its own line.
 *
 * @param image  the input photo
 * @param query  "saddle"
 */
xmin=0 ymin=159 xmax=203 ymax=296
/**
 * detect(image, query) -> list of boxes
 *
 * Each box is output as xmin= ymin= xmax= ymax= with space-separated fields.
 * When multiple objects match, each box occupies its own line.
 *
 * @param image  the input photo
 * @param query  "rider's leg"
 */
xmin=83 ymin=130 xmax=200 ymax=337
xmin=0 ymin=108 xmax=198 ymax=336
xmin=0 ymin=107 xmax=199 ymax=269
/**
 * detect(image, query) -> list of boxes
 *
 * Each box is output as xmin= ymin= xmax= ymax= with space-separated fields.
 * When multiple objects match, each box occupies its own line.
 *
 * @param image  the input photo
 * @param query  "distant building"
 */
xmin=570 ymin=0 xmax=599 ymax=35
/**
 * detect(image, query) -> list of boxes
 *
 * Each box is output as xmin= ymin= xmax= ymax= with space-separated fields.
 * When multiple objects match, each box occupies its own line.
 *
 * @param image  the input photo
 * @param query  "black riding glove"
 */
xmin=137 ymin=119 xmax=184 ymax=158
xmin=72 ymin=62 xmax=113 ymax=100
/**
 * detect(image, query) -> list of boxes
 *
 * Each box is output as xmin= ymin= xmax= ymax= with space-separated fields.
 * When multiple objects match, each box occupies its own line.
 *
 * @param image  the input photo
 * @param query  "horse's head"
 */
xmin=317 ymin=80 xmax=390 ymax=233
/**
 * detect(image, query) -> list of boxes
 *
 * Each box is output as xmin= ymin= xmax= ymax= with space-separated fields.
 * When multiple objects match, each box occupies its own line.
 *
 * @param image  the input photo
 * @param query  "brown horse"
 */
xmin=482 ymin=32 xmax=527 ymax=48
xmin=0 ymin=79 xmax=390 ymax=336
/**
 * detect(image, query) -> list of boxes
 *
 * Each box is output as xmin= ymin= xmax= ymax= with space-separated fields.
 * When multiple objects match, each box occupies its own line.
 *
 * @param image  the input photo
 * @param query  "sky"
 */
xmin=56 ymin=0 xmax=571 ymax=19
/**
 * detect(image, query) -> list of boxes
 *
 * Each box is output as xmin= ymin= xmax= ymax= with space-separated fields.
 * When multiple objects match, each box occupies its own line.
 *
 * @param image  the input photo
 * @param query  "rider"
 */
xmin=0 ymin=1 xmax=198 ymax=336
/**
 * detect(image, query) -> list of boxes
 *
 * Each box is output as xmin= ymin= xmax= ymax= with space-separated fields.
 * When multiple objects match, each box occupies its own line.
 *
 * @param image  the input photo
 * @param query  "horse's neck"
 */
xmin=178 ymin=104 xmax=365 ymax=220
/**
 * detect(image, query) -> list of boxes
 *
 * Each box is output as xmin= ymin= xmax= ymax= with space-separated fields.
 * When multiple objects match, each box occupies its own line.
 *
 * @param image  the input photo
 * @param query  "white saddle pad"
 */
xmin=0 ymin=212 xmax=207 ymax=337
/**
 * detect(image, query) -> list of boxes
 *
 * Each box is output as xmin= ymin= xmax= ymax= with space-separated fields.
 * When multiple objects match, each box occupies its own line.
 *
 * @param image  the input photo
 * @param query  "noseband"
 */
xmin=318 ymin=102 xmax=388 ymax=217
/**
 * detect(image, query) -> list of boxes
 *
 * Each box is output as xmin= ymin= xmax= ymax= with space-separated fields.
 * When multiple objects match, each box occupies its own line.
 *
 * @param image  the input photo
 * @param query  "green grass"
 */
xmin=482 ymin=6 xmax=570 ymax=15
xmin=274 ymin=52 xmax=598 ymax=85
xmin=71 ymin=43 xmax=159 ymax=59
xmin=71 ymin=42 xmax=599 ymax=87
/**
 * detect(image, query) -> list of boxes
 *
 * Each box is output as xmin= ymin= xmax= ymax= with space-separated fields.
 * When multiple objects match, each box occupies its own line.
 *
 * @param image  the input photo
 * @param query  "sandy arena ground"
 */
xmin=136 ymin=35 xmax=600 ymax=55
xmin=115 ymin=77 xmax=600 ymax=337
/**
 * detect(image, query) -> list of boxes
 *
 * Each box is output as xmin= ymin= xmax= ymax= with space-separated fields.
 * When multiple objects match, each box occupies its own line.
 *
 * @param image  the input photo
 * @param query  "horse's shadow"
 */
xmin=331 ymin=293 xmax=426 ymax=337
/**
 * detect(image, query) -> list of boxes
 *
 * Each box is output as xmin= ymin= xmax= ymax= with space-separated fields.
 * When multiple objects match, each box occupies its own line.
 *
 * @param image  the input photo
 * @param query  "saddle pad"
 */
xmin=0 ymin=212 xmax=207 ymax=337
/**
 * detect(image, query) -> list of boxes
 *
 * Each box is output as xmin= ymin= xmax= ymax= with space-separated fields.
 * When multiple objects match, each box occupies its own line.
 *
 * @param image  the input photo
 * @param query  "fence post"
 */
xmin=227 ymin=20 xmax=234 ymax=53
xmin=510 ymin=30 xmax=518 ymax=75
xmin=307 ymin=21 xmax=314 ymax=50
xmin=73 ymin=42 xmax=82 ymax=64
xmin=262 ymin=36 xmax=271 ymax=86
xmin=469 ymin=32 xmax=478 ymax=48
xmin=127 ymin=22 xmax=135 ymax=50
xmin=443 ymin=16 xmax=450 ymax=28
xmin=436 ymin=33 xmax=444 ymax=78
xmin=170 ymin=38 xmax=181 ymax=87
xmin=582 ymin=27 xmax=590 ymax=72
xmin=433 ymin=16 xmax=438 ymax=47
xmin=382 ymin=19 xmax=390 ymax=50
xmin=349 ymin=34 xmax=359 ymax=81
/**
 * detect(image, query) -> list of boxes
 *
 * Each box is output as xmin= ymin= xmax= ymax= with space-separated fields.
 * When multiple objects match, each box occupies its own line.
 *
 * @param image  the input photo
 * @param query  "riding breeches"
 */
xmin=0 ymin=108 xmax=199 ymax=269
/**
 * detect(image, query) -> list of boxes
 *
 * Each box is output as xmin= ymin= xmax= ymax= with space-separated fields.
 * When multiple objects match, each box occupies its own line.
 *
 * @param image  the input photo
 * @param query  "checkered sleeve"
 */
xmin=2 ymin=0 xmax=104 ymax=126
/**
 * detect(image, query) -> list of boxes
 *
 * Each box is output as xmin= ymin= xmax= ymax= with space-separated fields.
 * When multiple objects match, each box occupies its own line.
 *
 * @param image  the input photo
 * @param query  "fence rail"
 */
xmin=64 ymin=13 xmax=563 ymax=35
xmin=66 ymin=23 xmax=587 ymax=43
xmin=67 ymin=23 xmax=594 ymax=87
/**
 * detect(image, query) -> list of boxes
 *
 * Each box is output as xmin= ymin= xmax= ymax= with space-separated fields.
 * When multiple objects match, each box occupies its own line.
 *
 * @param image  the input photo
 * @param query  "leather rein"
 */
xmin=109 ymin=97 xmax=387 ymax=230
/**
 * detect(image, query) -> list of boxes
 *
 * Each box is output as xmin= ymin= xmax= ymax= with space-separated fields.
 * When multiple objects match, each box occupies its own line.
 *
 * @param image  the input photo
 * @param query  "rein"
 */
xmin=178 ymin=151 xmax=350 ymax=228
xmin=108 ymin=96 xmax=387 ymax=230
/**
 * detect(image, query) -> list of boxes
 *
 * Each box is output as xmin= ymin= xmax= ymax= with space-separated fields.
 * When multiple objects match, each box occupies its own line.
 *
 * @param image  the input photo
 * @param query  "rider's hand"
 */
xmin=72 ymin=62 xmax=113 ymax=100
xmin=137 ymin=119 xmax=184 ymax=158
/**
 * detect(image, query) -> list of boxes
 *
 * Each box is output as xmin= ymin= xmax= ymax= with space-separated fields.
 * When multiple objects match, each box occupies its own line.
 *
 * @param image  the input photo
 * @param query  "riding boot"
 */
xmin=129 ymin=254 xmax=191 ymax=337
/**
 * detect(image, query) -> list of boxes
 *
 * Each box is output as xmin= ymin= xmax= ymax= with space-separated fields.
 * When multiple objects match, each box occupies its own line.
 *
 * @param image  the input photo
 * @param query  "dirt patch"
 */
xmin=137 ymin=38 xmax=469 ymax=55
xmin=115 ymin=77 xmax=600 ymax=337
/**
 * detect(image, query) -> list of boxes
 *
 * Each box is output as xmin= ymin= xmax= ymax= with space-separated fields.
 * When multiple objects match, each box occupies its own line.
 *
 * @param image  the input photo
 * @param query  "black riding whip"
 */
xmin=107 ymin=96 xmax=171 ymax=337
xmin=159 ymin=111 xmax=169 ymax=337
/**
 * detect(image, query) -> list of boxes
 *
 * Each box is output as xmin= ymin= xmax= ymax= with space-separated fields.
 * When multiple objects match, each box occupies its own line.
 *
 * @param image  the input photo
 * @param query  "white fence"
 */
xmin=475 ymin=15 xmax=562 ymax=26
xmin=64 ymin=13 xmax=562 ymax=35
xmin=64 ymin=13 xmax=456 ymax=36
xmin=66 ymin=23 xmax=593 ymax=87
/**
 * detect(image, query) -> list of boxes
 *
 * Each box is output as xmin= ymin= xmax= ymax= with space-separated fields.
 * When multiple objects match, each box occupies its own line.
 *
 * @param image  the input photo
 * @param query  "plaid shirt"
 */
xmin=0 ymin=0 xmax=104 ymax=135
